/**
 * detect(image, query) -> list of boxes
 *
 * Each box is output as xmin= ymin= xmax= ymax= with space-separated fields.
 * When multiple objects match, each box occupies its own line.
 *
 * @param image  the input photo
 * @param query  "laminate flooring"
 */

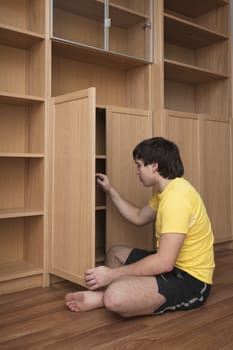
xmin=0 ymin=249 xmax=233 ymax=349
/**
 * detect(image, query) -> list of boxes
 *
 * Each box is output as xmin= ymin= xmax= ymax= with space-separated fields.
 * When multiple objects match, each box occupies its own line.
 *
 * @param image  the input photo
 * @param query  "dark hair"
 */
xmin=133 ymin=137 xmax=184 ymax=179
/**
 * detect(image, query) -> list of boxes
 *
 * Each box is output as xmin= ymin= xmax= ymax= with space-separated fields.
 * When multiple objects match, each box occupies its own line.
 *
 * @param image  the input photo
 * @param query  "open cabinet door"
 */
xmin=106 ymin=106 xmax=153 ymax=250
xmin=50 ymin=88 xmax=96 ymax=286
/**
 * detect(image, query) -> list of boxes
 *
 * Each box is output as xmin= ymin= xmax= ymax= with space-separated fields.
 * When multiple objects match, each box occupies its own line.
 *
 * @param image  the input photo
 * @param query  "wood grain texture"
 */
xmin=0 ymin=248 xmax=232 ymax=350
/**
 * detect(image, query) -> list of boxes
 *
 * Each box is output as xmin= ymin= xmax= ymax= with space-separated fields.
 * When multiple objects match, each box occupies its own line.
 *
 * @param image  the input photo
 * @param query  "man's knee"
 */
xmin=103 ymin=281 xmax=126 ymax=316
xmin=105 ymin=245 xmax=133 ymax=268
xmin=106 ymin=245 xmax=122 ymax=260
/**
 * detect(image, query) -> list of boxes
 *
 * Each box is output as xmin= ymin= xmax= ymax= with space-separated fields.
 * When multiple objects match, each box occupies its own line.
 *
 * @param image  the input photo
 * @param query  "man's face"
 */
xmin=135 ymin=159 xmax=156 ymax=187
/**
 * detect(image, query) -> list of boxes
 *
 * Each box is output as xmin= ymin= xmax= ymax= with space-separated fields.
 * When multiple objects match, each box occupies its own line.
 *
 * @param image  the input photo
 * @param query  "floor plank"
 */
xmin=0 ymin=249 xmax=233 ymax=350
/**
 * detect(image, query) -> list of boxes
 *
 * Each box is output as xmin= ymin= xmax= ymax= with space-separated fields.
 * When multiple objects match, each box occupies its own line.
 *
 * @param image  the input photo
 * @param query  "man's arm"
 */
xmin=96 ymin=173 xmax=156 ymax=226
xmin=85 ymin=233 xmax=185 ymax=290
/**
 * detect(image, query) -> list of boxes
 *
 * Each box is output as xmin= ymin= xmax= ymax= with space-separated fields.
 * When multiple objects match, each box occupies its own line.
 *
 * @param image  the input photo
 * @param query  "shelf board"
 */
xmin=0 ymin=261 xmax=43 ymax=282
xmin=0 ymin=208 xmax=44 ymax=219
xmin=0 ymin=153 xmax=44 ymax=158
xmin=96 ymin=155 xmax=106 ymax=159
xmin=108 ymin=3 xmax=150 ymax=28
xmin=0 ymin=92 xmax=44 ymax=105
xmin=96 ymin=205 xmax=106 ymax=211
xmin=164 ymin=13 xmax=228 ymax=49
xmin=52 ymin=39 xmax=149 ymax=70
xmin=164 ymin=0 xmax=228 ymax=18
xmin=0 ymin=24 xmax=44 ymax=49
xmin=164 ymin=59 xmax=228 ymax=85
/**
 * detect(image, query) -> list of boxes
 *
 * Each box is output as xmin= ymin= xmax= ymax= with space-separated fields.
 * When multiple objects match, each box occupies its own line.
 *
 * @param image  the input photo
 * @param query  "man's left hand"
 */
xmin=85 ymin=266 xmax=114 ymax=290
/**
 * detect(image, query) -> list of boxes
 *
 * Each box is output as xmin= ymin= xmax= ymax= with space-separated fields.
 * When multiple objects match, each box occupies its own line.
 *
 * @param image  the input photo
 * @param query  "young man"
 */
xmin=66 ymin=137 xmax=215 ymax=317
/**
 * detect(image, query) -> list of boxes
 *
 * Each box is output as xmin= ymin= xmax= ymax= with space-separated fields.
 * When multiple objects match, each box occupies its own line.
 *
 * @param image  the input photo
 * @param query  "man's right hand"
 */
xmin=96 ymin=173 xmax=112 ymax=193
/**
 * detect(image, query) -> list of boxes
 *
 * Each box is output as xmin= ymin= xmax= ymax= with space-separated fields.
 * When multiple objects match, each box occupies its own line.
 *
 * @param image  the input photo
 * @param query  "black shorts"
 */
xmin=125 ymin=248 xmax=212 ymax=315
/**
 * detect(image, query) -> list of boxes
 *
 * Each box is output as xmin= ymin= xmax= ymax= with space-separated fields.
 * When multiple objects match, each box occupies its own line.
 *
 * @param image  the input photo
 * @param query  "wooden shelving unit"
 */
xmin=164 ymin=0 xmax=228 ymax=18
xmin=164 ymin=0 xmax=231 ymax=115
xmin=164 ymin=59 xmax=228 ymax=85
xmin=164 ymin=13 xmax=228 ymax=49
xmin=162 ymin=0 xmax=232 ymax=244
xmin=0 ymin=0 xmax=232 ymax=293
xmin=0 ymin=0 xmax=46 ymax=292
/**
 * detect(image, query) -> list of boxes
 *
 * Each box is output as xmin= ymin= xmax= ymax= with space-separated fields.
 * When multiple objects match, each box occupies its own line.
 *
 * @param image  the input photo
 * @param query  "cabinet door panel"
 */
xmin=50 ymin=88 xmax=96 ymax=286
xmin=106 ymin=107 xmax=153 ymax=250
xmin=165 ymin=110 xmax=200 ymax=190
xmin=200 ymin=119 xmax=232 ymax=243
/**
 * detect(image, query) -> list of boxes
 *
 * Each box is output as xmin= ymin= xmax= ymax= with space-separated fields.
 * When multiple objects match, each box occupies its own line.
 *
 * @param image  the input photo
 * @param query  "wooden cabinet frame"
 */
xmin=50 ymin=88 xmax=153 ymax=286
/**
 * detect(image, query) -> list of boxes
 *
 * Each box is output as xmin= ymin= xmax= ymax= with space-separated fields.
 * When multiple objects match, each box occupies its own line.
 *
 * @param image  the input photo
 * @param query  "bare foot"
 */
xmin=65 ymin=291 xmax=104 ymax=312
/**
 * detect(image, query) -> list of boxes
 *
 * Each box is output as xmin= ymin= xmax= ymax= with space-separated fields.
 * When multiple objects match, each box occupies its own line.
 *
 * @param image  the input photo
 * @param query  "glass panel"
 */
xmin=52 ymin=0 xmax=105 ymax=50
xmin=108 ymin=0 xmax=152 ymax=60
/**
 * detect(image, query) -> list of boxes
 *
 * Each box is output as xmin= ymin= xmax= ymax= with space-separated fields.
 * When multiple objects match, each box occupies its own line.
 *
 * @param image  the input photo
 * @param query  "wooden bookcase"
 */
xmin=48 ymin=0 xmax=154 ymax=286
xmin=0 ymin=0 xmax=232 ymax=293
xmin=164 ymin=0 xmax=231 ymax=117
xmin=159 ymin=0 xmax=233 ymax=243
xmin=0 ymin=0 xmax=46 ymax=293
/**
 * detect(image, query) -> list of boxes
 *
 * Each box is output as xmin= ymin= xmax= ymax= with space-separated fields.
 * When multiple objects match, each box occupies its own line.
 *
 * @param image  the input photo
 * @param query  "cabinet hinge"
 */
xmin=104 ymin=17 xmax=111 ymax=28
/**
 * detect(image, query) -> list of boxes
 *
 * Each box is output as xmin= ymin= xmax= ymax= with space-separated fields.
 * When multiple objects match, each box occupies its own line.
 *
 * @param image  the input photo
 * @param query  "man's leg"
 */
xmin=105 ymin=245 xmax=133 ymax=268
xmin=66 ymin=245 xmax=149 ymax=314
xmin=65 ymin=290 xmax=104 ymax=312
xmin=103 ymin=275 xmax=166 ymax=317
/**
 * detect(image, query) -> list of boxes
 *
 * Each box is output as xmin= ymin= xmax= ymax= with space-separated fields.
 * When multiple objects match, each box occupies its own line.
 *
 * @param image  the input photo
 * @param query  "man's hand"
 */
xmin=85 ymin=266 xmax=114 ymax=290
xmin=96 ymin=173 xmax=112 ymax=193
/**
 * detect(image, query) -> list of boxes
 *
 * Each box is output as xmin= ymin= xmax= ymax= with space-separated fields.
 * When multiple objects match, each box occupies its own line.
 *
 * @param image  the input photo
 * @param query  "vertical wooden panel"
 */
xmin=51 ymin=88 xmax=96 ymax=286
xmin=199 ymin=118 xmax=232 ymax=243
xmin=165 ymin=110 xmax=200 ymax=190
xmin=106 ymin=106 xmax=153 ymax=250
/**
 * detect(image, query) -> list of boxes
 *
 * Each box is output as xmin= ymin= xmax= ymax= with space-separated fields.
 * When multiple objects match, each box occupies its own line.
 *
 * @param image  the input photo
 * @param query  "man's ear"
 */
xmin=152 ymin=163 xmax=158 ymax=173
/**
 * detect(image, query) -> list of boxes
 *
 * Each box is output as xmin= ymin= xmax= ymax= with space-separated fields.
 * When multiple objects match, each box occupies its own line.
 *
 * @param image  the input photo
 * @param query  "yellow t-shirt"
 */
xmin=149 ymin=178 xmax=215 ymax=284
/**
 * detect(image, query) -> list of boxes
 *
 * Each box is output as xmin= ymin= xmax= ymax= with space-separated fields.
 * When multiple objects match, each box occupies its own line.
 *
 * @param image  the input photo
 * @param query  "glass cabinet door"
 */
xmin=108 ymin=0 xmax=153 ymax=61
xmin=51 ymin=0 xmax=153 ymax=62
xmin=52 ymin=0 xmax=105 ymax=50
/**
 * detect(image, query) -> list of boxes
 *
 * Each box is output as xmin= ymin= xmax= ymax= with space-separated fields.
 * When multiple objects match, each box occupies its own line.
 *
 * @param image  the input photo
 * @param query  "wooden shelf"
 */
xmin=0 ymin=208 xmax=43 ymax=219
xmin=0 ymin=261 xmax=43 ymax=282
xmin=108 ymin=3 xmax=150 ymax=28
xmin=0 ymin=24 xmax=44 ymax=49
xmin=52 ymin=39 xmax=149 ymax=70
xmin=96 ymin=205 xmax=106 ymax=211
xmin=0 ymin=153 xmax=44 ymax=158
xmin=164 ymin=0 xmax=228 ymax=18
xmin=96 ymin=155 xmax=106 ymax=159
xmin=164 ymin=59 xmax=229 ymax=85
xmin=164 ymin=13 xmax=228 ymax=49
xmin=0 ymin=92 xmax=44 ymax=105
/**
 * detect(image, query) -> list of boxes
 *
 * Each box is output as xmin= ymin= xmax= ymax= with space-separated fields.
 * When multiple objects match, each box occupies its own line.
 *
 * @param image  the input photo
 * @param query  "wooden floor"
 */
xmin=0 ymin=249 xmax=233 ymax=350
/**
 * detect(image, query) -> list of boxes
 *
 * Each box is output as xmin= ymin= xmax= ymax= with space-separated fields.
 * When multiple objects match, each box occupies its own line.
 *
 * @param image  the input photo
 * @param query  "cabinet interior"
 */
xmin=0 ymin=41 xmax=45 ymax=97
xmin=0 ymin=102 xmax=44 ymax=154
xmin=96 ymin=108 xmax=106 ymax=264
xmin=164 ymin=0 xmax=231 ymax=118
xmin=95 ymin=210 xmax=106 ymax=265
xmin=0 ymin=216 xmax=43 ymax=282
xmin=0 ymin=157 xmax=44 ymax=211
xmin=0 ymin=0 xmax=45 ymax=34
